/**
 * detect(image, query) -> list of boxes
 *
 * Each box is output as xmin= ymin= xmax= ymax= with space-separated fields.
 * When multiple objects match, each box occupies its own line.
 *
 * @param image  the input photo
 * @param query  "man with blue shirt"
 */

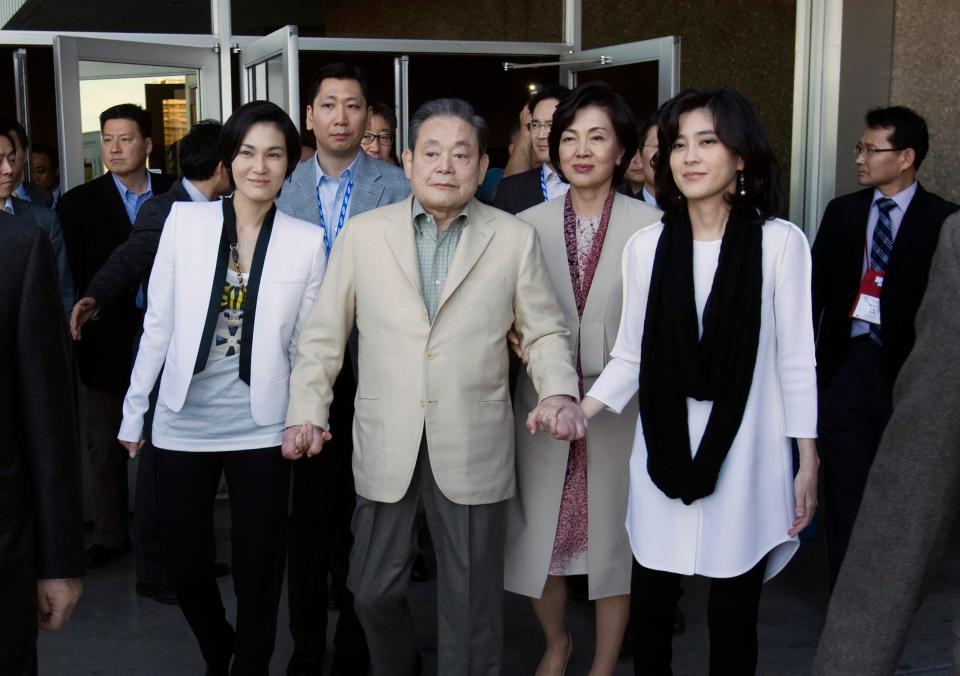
xmin=276 ymin=62 xmax=409 ymax=676
xmin=812 ymin=105 xmax=959 ymax=588
xmin=59 ymin=103 xmax=176 ymax=572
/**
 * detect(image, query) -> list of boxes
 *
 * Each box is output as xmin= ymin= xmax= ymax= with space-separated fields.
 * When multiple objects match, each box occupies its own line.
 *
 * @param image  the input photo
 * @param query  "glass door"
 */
xmin=239 ymin=25 xmax=300 ymax=125
xmin=53 ymin=36 xmax=221 ymax=190
xmin=559 ymin=36 xmax=680 ymax=119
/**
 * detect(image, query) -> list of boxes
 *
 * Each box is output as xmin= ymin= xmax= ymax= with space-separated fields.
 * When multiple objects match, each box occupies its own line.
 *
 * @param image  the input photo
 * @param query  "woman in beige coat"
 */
xmin=505 ymin=82 xmax=662 ymax=676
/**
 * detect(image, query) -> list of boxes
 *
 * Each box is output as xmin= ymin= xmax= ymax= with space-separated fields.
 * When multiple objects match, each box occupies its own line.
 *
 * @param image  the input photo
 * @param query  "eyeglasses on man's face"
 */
xmin=526 ymin=120 xmax=553 ymax=133
xmin=854 ymin=144 xmax=904 ymax=158
xmin=362 ymin=132 xmax=393 ymax=146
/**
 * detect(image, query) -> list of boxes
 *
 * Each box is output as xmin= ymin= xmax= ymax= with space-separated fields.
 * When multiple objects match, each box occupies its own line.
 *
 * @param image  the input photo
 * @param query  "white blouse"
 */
xmin=587 ymin=218 xmax=817 ymax=581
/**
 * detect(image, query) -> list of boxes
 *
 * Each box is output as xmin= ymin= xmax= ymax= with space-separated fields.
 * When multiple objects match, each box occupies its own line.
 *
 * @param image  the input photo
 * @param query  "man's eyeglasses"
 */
xmin=854 ymin=144 xmax=904 ymax=158
xmin=362 ymin=132 xmax=393 ymax=146
xmin=526 ymin=121 xmax=552 ymax=133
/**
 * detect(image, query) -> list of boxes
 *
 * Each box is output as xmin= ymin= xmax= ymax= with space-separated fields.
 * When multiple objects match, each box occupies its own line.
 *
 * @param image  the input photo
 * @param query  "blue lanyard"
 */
xmin=540 ymin=165 xmax=549 ymax=202
xmin=318 ymin=177 xmax=354 ymax=255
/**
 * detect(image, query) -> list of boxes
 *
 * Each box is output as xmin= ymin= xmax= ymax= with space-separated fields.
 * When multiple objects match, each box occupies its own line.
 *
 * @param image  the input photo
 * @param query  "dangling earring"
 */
xmin=738 ymin=171 xmax=747 ymax=196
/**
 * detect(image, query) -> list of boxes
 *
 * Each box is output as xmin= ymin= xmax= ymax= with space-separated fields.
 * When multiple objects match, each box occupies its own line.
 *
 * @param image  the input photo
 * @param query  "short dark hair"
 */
xmin=100 ymin=103 xmax=152 ymax=138
xmin=0 ymin=119 xmax=28 ymax=150
xmin=654 ymin=87 xmax=780 ymax=224
xmin=220 ymin=101 xmax=301 ymax=188
xmin=307 ymin=63 xmax=371 ymax=107
xmin=865 ymin=105 xmax=929 ymax=170
xmin=177 ymin=120 xmax=223 ymax=181
xmin=31 ymin=143 xmax=59 ymax=169
xmin=548 ymin=81 xmax=638 ymax=186
xmin=527 ymin=84 xmax=572 ymax=114
xmin=408 ymin=98 xmax=489 ymax=156
xmin=0 ymin=129 xmax=16 ymax=153
xmin=638 ymin=112 xmax=658 ymax=146
xmin=369 ymin=101 xmax=397 ymax=131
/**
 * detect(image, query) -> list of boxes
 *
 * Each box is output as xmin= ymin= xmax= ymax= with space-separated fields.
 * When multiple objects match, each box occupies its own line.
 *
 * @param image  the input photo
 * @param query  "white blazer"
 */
xmin=119 ymin=200 xmax=326 ymax=443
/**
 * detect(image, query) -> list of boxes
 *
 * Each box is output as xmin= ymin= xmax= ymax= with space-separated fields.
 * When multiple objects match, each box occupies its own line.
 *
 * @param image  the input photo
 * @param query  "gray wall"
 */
xmin=891 ymin=0 xmax=960 ymax=204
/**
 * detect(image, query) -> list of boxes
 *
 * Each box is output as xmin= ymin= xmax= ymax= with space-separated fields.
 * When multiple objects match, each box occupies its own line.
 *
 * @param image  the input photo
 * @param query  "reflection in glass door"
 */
xmin=54 ymin=36 xmax=221 ymax=190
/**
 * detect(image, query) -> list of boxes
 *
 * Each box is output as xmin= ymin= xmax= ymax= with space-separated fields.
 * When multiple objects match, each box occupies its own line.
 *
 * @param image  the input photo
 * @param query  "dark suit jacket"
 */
xmin=812 ymin=211 xmax=960 ymax=675
xmin=19 ymin=181 xmax=54 ymax=208
xmin=58 ymin=171 xmax=176 ymax=392
xmin=85 ymin=178 xmax=190 ymax=311
xmin=0 ymin=215 xmax=84 ymax=656
xmin=493 ymin=166 xmax=544 ymax=215
xmin=10 ymin=196 xmax=75 ymax=312
xmin=812 ymin=184 xmax=959 ymax=388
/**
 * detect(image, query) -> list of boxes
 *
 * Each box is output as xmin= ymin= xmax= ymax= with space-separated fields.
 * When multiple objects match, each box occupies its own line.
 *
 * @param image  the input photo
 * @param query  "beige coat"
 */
xmin=286 ymin=196 xmax=579 ymax=505
xmin=504 ymin=192 xmax=662 ymax=599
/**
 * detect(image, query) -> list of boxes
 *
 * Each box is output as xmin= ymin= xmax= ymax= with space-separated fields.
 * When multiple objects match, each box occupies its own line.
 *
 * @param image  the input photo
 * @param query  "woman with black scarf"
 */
xmin=580 ymin=87 xmax=818 ymax=675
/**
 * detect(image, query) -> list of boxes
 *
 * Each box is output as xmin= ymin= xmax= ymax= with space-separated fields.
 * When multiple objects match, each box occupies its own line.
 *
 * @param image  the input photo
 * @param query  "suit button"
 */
xmin=419 ymin=399 xmax=426 ymax=408
xmin=426 ymin=351 xmax=434 ymax=360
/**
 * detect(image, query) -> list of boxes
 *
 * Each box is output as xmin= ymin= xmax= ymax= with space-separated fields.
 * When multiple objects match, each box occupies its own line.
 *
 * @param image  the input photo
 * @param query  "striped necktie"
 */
xmin=868 ymin=197 xmax=897 ymax=344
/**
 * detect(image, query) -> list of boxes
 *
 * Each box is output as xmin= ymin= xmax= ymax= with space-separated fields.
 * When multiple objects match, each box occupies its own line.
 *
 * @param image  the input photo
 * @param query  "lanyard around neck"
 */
xmin=540 ymin=165 xmax=549 ymax=202
xmin=318 ymin=176 xmax=355 ymax=255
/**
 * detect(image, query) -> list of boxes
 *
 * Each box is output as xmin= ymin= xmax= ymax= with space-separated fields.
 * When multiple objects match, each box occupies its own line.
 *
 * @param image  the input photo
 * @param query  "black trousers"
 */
xmin=287 ymin=360 xmax=368 ymax=668
xmin=631 ymin=557 xmax=767 ymax=675
xmin=156 ymin=446 xmax=290 ymax=675
xmin=818 ymin=338 xmax=893 ymax=587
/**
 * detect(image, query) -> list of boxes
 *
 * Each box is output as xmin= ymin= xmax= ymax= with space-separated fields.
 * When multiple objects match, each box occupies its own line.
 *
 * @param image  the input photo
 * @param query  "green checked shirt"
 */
xmin=412 ymin=198 xmax=470 ymax=322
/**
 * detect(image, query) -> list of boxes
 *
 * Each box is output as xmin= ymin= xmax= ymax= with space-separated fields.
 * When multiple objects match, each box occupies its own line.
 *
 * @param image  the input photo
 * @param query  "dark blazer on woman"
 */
xmin=0 ymin=216 xmax=84 ymax=665
xmin=812 ymin=184 xmax=959 ymax=388
xmin=58 ymin=171 xmax=176 ymax=392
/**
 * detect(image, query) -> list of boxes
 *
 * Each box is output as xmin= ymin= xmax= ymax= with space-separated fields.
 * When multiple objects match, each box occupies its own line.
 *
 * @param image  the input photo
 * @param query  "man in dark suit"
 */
xmin=58 ymin=103 xmax=176 ymax=571
xmin=71 ymin=120 xmax=230 ymax=604
xmin=0 ymin=213 xmax=85 ymax=675
xmin=812 ymin=211 xmax=960 ymax=674
xmin=0 ymin=119 xmax=54 ymax=207
xmin=812 ymin=105 xmax=959 ymax=586
xmin=0 ymin=129 xmax=74 ymax=312
xmin=493 ymin=85 xmax=570 ymax=215
xmin=276 ymin=62 xmax=410 ymax=676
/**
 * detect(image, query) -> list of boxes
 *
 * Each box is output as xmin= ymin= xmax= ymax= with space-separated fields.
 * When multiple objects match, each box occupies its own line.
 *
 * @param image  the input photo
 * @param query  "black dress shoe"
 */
xmin=287 ymin=654 xmax=324 ymax=676
xmin=136 ymin=582 xmax=179 ymax=605
xmin=213 ymin=561 xmax=231 ymax=578
xmin=85 ymin=543 xmax=132 ymax=569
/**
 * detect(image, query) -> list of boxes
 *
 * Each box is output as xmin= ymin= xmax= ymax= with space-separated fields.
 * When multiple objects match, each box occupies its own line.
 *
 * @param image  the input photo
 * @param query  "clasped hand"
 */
xmin=281 ymin=423 xmax=332 ymax=460
xmin=525 ymin=395 xmax=587 ymax=441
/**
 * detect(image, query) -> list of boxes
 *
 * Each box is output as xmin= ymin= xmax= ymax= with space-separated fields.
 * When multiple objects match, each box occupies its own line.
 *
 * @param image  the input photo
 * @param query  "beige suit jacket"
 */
xmin=505 ymin=192 xmax=662 ymax=599
xmin=287 ymin=196 xmax=579 ymax=505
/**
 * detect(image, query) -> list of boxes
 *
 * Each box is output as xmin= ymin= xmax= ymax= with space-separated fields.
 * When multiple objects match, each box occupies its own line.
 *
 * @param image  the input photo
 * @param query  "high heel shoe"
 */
xmin=534 ymin=632 xmax=573 ymax=676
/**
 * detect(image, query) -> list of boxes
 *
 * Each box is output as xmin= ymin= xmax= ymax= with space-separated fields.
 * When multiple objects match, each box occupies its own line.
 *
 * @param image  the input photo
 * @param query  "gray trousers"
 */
xmin=348 ymin=437 xmax=506 ymax=676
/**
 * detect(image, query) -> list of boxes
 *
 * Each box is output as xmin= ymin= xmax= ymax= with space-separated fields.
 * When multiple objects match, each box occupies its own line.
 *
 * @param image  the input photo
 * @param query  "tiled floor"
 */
xmin=38 ymin=505 xmax=959 ymax=675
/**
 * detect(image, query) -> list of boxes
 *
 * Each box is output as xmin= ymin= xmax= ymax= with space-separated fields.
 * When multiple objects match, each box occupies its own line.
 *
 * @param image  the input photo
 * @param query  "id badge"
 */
xmin=849 ymin=270 xmax=884 ymax=325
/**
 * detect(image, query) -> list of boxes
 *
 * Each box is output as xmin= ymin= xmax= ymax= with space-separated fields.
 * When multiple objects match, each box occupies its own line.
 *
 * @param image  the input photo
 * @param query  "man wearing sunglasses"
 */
xmin=812 ymin=105 xmax=958 ymax=588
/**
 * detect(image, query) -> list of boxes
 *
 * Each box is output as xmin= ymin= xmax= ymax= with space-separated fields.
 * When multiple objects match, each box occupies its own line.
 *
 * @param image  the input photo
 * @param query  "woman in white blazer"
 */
xmin=581 ymin=87 xmax=819 ymax=675
xmin=505 ymin=82 xmax=661 ymax=676
xmin=118 ymin=101 xmax=326 ymax=676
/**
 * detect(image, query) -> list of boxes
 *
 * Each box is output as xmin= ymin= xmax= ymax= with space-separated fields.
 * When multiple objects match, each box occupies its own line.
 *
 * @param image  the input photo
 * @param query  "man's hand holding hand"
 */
xmin=282 ymin=423 xmax=332 ymax=460
xmin=526 ymin=395 xmax=587 ymax=441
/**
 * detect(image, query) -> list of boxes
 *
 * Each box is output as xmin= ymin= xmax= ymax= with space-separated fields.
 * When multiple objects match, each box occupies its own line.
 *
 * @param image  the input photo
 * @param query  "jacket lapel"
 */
xmin=842 ymin=189 xmax=873 ymax=290
xmin=382 ymin=197 xmax=422 ymax=294
xmin=290 ymin=159 xmax=320 ymax=224
xmin=536 ymin=199 xmax=577 ymax=320
xmin=887 ymin=184 xmax=930 ymax=272
xmin=99 ymin=173 xmax=136 ymax=232
xmin=437 ymin=200 xmax=495 ymax=311
xmin=350 ymin=153 xmax=386 ymax=215
xmin=581 ymin=195 xmax=628 ymax=322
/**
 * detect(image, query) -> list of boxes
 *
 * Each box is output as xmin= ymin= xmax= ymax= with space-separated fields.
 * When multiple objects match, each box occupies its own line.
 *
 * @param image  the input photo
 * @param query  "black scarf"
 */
xmin=638 ymin=206 xmax=763 ymax=504
xmin=192 ymin=197 xmax=275 ymax=384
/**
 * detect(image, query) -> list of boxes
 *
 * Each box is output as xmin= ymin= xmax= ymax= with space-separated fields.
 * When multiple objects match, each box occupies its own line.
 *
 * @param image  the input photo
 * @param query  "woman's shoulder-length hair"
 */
xmin=654 ymin=86 xmax=780 ymax=225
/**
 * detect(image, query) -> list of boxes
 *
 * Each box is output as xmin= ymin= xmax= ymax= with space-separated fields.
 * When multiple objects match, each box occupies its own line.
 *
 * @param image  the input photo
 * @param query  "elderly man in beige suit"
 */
xmin=283 ymin=98 xmax=583 ymax=676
